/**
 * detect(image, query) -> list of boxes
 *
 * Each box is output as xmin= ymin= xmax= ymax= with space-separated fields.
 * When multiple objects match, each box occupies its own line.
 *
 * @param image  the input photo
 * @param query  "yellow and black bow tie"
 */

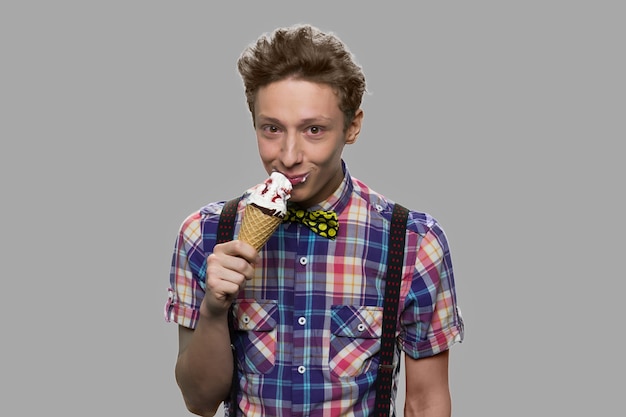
xmin=283 ymin=206 xmax=338 ymax=239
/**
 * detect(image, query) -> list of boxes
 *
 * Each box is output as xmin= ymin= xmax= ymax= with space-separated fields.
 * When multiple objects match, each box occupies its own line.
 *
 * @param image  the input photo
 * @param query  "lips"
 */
xmin=286 ymin=173 xmax=309 ymax=186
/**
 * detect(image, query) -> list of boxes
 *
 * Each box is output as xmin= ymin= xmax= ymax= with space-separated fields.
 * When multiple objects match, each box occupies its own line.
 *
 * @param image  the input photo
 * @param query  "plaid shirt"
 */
xmin=165 ymin=163 xmax=464 ymax=417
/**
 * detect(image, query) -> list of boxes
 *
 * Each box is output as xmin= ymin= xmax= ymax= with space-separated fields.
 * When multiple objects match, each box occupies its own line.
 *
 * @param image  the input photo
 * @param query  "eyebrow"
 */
xmin=256 ymin=115 xmax=333 ymax=125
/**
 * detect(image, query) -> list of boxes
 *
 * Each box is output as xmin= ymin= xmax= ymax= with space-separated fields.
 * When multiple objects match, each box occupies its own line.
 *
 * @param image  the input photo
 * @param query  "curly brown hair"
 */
xmin=237 ymin=24 xmax=367 ymax=131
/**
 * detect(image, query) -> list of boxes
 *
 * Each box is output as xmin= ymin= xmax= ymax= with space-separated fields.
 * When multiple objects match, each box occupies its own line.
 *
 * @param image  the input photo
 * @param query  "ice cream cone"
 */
xmin=238 ymin=171 xmax=292 ymax=252
xmin=238 ymin=204 xmax=283 ymax=251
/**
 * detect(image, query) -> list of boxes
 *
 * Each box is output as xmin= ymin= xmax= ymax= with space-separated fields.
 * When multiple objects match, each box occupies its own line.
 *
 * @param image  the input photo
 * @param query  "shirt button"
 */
xmin=297 ymin=366 xmax=306 ymax=374
xmin=242 ymin=315 xmax=250 ymax=324
xmin=299 ymin=257 xmax=308 ymax=266
xmin=298 ymin=317 xmax=307 ymax=326
xmin=375 ymin=204 xmax=383 ymax=212
xmin=357 ymin=323 xmax=366 ymax=332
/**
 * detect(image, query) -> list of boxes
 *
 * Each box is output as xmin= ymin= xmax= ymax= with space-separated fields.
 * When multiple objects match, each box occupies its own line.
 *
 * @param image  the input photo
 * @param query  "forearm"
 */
xmin=404 ymin=392 xmax=451 ymax=417
xmin=404 ymin=394 xmax=452 ymax=417
xmin=404 ymin=351 xmax=452 ymax=417
xmin=175 ymin=311 xmax=234 ymax=416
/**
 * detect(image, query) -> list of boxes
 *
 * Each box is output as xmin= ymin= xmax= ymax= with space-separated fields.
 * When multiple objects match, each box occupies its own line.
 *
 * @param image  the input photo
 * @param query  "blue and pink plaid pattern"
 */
xmin=166 ymin=163 xmax=464 ymax=417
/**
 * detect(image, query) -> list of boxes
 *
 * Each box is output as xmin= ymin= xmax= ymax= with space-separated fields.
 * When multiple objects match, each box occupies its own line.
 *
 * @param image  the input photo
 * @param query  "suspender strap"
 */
xmin=373 ymin=203 xmax=409 ymax=417
xmin=216 ymin=197 xmax=241 ymax=416
xmin=217 ymin=197 xmax=240 ymax=244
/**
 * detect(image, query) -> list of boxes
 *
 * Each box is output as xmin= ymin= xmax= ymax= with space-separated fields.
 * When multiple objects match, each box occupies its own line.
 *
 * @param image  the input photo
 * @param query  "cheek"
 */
xmin=310 ymin=142 xmax=343 ymax=165
xmin=257 ymin=139 xmax=276 ymax=160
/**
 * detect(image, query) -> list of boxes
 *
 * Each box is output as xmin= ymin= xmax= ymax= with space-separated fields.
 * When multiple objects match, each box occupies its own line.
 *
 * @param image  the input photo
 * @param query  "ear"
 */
xmin=345 ymin=109 xmax=363 ymax=145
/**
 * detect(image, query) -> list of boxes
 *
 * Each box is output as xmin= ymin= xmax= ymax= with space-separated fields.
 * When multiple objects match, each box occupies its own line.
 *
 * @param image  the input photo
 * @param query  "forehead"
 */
xmin=255 ymin=79 xmax=341 ymax=117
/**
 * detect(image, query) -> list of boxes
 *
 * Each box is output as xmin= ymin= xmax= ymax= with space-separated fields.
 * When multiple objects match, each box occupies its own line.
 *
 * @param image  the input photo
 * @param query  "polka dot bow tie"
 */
xmin=283 ymin=206 xmax=338 ymax=239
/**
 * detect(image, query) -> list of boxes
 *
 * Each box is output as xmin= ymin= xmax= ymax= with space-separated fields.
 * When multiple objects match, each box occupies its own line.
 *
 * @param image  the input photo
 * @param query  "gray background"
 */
xmin=2 ymin=1 xmax=623 ymax=416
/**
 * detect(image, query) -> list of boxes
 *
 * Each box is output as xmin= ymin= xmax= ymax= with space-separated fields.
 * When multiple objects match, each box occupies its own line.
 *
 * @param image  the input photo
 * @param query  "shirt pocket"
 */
xmin=233 ymin=299 xmax=278 ymax=374
xmin=329 ymin=305 xmax=383 ymax=378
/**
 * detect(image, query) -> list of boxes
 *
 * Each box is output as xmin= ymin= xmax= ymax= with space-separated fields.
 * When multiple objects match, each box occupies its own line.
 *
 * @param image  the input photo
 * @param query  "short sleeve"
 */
xmin=164 ymin=211 xmax=207 ymax=329
xmin=399 ymin=223 xmax=464 ymax=359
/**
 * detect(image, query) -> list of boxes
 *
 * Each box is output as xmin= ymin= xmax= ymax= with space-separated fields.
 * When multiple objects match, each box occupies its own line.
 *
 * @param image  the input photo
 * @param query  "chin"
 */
xmin=289 ymin=190 xmax=311 ymax=205
xmin=289 ymin=193 xmax=305 ymax=204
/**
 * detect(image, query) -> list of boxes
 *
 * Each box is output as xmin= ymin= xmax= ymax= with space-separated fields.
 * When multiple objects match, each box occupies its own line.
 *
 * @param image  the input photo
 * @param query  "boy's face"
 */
xmin=254 ymin=79 xmax=362 ymax=208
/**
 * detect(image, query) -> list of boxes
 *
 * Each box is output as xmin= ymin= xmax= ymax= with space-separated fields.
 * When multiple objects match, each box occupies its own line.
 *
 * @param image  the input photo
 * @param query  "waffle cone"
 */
xmin=238 ymin=204 xmax=283 ymax=251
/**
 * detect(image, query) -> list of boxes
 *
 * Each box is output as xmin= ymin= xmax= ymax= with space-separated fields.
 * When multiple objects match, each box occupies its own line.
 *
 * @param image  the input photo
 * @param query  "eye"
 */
xmin=262 ymin=125 xmax=281 ymax=134
xmin=307 ymin=126 xmax=324 ymax=135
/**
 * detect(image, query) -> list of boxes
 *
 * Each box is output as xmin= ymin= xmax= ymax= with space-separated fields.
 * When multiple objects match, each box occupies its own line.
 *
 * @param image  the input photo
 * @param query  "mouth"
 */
xmin=286 ymin=173 xmax=309 ymax=186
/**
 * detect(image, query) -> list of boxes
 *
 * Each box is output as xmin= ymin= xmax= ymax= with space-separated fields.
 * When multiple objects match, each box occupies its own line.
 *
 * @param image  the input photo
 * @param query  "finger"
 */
xmin=207 ymin=256 xmax=246 ymax=286
xmin=213 ymin=240 xmax=259 ymax=264
xmin=211 ymin=256 xmax=256 ymax=283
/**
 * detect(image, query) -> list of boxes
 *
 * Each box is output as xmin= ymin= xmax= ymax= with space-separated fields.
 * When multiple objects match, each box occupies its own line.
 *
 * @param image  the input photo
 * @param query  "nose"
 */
xmin=280 ymin=132 xmax=303 ymax=168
